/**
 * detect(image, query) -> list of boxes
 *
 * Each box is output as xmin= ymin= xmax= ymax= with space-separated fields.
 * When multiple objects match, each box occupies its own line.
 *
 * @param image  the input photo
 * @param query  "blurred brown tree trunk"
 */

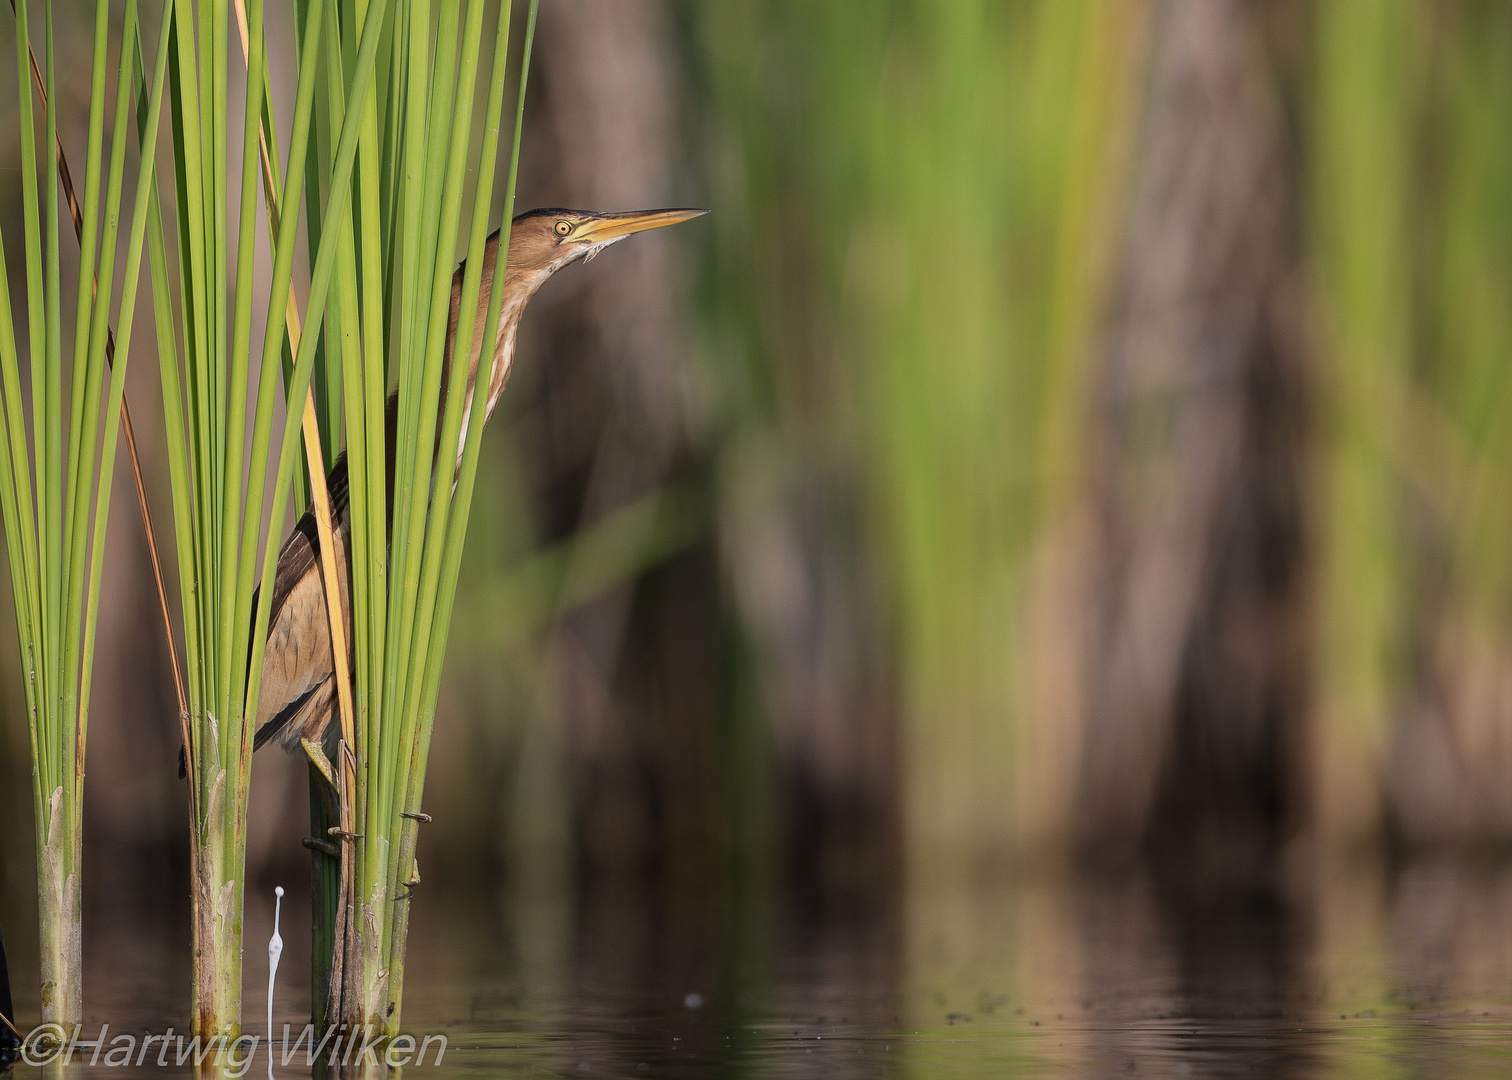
xmin=517 ymin=0 xmax=721 ymax=888
xmin=1079 ymin=0 xmax=1311 ymax=879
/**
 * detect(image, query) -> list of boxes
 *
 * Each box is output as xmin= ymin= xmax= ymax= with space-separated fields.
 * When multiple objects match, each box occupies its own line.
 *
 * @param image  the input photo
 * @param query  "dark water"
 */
xmin=8 ymin=858 xmax=1512 ymax=1077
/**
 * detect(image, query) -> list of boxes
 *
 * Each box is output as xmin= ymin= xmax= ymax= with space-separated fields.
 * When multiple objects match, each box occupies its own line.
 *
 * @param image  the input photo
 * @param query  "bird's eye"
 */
xmin=554 ymin=220 xmax=572 ymax=237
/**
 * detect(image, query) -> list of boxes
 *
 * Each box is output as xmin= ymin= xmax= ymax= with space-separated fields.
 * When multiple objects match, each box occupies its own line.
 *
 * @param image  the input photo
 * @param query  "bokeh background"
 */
xmin=6 ymin=0 xmax=1512 ymax=1071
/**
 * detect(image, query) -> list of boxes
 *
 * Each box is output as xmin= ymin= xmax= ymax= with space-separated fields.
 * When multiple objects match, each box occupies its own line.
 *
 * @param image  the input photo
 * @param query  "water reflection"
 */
xmin=308 ymin=857 xmax=1512 ymax=1077
xmin=10 ymin=857 xmax=1512 ymax=1076
xmin=1076 ymin=873 xmax=1314 ymax=1078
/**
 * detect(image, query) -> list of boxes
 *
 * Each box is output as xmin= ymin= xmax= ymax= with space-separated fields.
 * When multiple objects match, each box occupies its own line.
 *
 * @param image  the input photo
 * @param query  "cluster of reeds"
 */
xmin=143 ymin=0 xmax=375 ymax=1036
xmin=285 ymin=0 xmax=539 ymax=1036
xmin=0 ymin=0 xmax=538 ymax=1043
xmin=0 ymin=0 xmax=172 ymax=1026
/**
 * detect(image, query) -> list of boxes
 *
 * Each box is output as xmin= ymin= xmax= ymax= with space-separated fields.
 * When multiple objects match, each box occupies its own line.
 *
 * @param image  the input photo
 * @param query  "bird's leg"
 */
xmin=327 ymin=741 xmax=364 ymax=842
xmin=303 ymin=755 xmax=342 ymax=854
xmin=314 ymin=755 xmax=342 ymax=821
xmin=301 ymin=737 xmax=340 ymax=792
xmin=300 ymin=740 xmax=343 ymax=854
xmin=395 ymin=808 xmax=428 ymax=899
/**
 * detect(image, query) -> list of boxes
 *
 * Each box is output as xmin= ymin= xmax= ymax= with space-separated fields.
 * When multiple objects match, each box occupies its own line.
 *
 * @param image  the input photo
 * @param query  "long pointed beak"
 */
xmin=571 ymin=207 xmax=708 ymax=244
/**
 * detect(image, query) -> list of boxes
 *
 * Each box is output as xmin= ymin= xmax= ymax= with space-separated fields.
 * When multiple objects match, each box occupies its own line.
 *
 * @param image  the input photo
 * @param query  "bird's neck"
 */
xmin=437 ymin=228 xmax=541 ymax=475
xmin=442 ymin=298 xmax=527 ymax=477
xmin=377 ymin=228 xmax=541 ymax=489
xmin=379 ymin=295 xmax=527 ymax=485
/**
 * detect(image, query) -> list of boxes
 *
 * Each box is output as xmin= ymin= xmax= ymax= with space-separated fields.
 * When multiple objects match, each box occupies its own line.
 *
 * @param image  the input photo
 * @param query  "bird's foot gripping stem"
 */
xmin=397 ymin=861 xmax=422 ymax=901
xmin=302 ymin=835 xmax=339 ymax=856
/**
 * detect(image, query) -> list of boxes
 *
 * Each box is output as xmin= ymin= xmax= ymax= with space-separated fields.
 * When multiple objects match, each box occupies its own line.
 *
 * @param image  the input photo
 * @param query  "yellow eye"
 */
xmin=554 ymin=220 xmax=572 ymax=237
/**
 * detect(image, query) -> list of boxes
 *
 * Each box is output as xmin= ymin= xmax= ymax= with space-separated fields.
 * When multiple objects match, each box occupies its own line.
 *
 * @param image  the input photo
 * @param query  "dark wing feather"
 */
xmin=247 ymin=454 xmax=351 ymax=751
xmin=252 ymin=680 xmax=325 ymax=751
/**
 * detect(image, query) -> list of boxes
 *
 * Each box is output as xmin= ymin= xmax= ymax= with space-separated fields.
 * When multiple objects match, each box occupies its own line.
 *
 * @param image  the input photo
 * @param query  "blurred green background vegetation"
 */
xmin=2 ymin=0 xmax=1512 ymax=945
xmin=441 ymin=0 xmax=1512 ymax=885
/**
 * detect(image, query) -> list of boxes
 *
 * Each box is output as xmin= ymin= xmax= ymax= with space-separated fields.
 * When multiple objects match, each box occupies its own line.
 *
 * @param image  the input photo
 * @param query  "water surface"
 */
xmin=8 ymin=857 xmax=1512 ymax=1077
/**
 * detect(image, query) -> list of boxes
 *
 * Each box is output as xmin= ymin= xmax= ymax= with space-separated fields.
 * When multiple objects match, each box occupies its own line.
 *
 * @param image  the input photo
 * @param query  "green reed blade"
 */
xmin=62 ymin=1 xmax=110 ymax=542
xmin=134 ymin=1 xmax=206 ymax=754
xmin=80 ymin=0 xmax=171 ymax=742
xmin=62 ymin=0 xmax=143 ymax=735
xmin=41 ymin=1 xmax=63 ymax=754
xmin=214 ymin=0 xmax=269 ymax=728
xmin=383 ymin=3 xmax=538 ymax=1029
xmin=242 ymin=0 xmax=390 ymax=735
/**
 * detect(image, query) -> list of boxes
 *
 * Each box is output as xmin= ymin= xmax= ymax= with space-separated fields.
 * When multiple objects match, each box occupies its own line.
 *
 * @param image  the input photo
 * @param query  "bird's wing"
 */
xmin=249 ymin=455 xmax=352 ymax=751
xmin=253 ymin=675 xmax=333 ymax=752
xmin=266 ymin=454 xmax=349 ymax=632
xmin=183 ymin=459 xmax=350 ymax=775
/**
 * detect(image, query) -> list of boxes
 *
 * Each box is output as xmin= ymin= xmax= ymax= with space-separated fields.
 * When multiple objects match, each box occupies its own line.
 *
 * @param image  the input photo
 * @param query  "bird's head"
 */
xmin=442 ymin=205 xmax=709 ymax=442
xmin=506 ymin=206 xmax=708 ymax=281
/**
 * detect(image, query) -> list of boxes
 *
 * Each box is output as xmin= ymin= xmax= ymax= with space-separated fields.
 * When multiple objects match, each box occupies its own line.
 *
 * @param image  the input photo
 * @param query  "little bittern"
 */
xmin=182 ymin=206 xmax=705 ymax=784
